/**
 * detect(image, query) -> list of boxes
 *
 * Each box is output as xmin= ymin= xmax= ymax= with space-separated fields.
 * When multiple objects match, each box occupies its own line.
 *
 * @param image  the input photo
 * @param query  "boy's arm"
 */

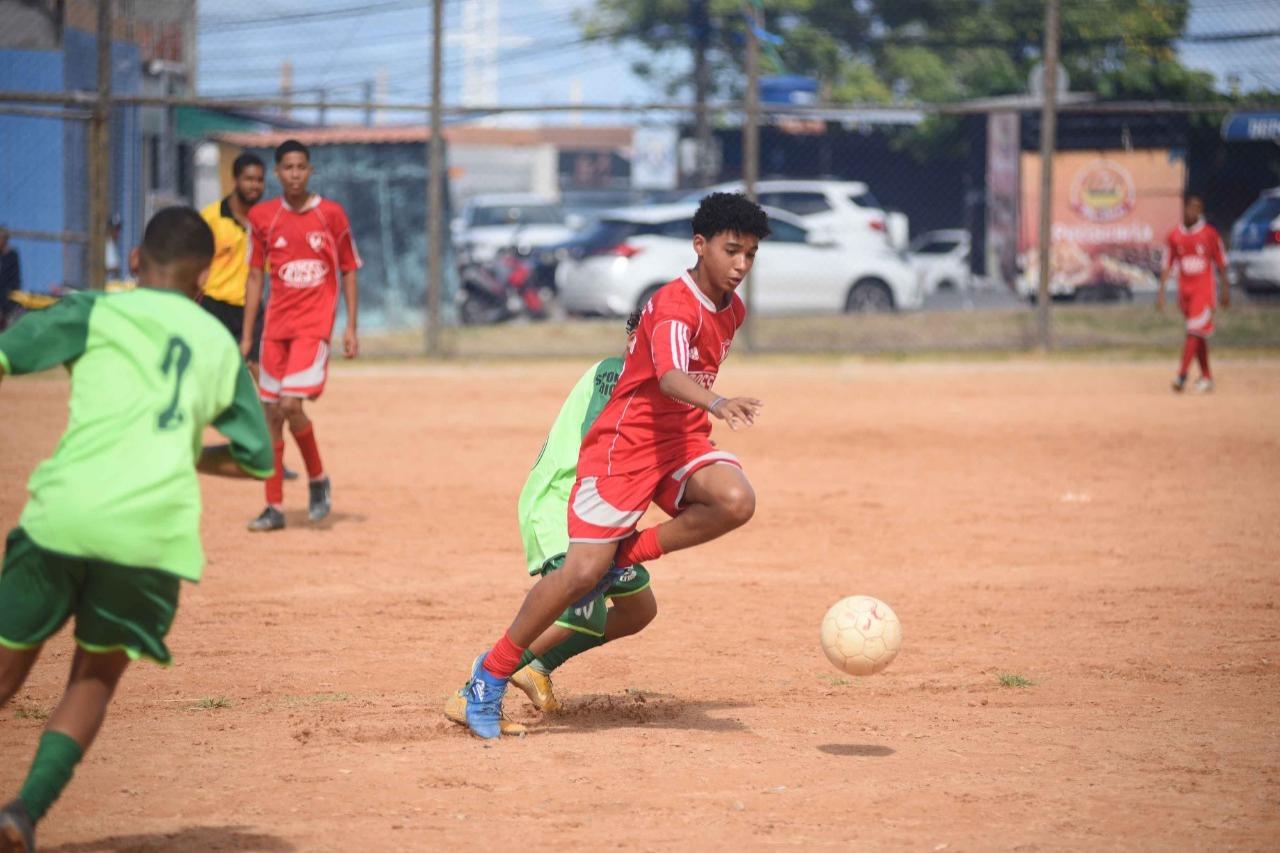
xmin=657 ymin=369 xmax=761 ymax=431
xmin=650 ymin=316 xmax=761 ymax=431
xmin=1158 ymin=236 xmax=1175 ymax=310
xmin=0 ymin=292 xmax=95 ymax=377
xmin=341 ymin=269 xmax=358 ymax=358
xmin=1215 ymin=231 xmax=1231 ymax=309
xmin=207 ymin=363 xmax=274 ymax=479
xmin=335 ymin=207 xmax=361 ymax=359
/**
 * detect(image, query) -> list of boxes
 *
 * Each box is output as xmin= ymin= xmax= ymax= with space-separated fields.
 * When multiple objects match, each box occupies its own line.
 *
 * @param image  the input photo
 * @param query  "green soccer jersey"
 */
xmin=0 ymin=288 xmax=273 ymax=581
xmin=518 ymin=356 xmax=623 ymax=574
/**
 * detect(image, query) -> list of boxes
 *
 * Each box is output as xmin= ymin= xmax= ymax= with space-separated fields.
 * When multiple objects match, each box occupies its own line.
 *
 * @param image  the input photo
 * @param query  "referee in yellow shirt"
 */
xmin=200 ymin=152 xmax=266 ymax=366
xmin=200 ymin=153 xmax=299 ymax=481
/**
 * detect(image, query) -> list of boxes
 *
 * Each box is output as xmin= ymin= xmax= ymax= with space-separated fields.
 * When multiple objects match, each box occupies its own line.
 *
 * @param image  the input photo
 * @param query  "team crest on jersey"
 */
xmin=689 ymin=345 xmax=701 ymax=362
xmin=720 ymin=340 xmax=732 ymax=361
xmin=307 ymin=231 xmax=330 ymax=254
xmin=273 ymin=236 xmax=288 ymax=248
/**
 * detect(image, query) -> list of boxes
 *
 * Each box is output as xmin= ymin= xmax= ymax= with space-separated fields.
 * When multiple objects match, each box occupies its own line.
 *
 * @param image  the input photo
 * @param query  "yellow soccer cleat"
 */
xmin=510 ymin=665 xmax=562 ymax=713
xmin=443 ymin=690 xmax=526 ymax=736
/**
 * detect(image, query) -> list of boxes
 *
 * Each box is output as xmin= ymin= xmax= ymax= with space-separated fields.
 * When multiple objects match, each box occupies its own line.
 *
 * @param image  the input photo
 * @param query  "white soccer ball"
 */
xmin=820 ymin=595 xmax=902 ymax=676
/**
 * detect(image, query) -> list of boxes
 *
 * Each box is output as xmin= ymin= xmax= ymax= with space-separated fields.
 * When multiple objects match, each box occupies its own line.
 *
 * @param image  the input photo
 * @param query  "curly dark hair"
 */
xmin=691 ymin=192 xmax=771 ymax=241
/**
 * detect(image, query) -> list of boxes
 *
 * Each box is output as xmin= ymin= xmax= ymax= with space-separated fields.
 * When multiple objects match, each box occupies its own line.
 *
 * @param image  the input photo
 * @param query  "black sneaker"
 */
xmin=0 ymin=799 xmax=34 ymax=853
xmin=1170 ymin=375 xmax=1186 ymax=393
xmin=283 ymin=466 xmax=300 ymax=481
xmin=308 ymin=476 xmax=332 ymax=523
xmin=247 ymin=506 xmax=285 ymax=532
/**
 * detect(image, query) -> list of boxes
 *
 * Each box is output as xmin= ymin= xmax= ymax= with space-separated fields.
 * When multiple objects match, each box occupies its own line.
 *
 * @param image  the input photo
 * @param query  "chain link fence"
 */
xmin=2 ymin=0 xmax=1278 ymax=353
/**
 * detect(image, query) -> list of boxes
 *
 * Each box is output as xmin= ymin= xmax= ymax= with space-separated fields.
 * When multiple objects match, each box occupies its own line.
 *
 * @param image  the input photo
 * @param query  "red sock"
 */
xmin=481 ymin=632 xmax=526 ymax=680
xmin=291 ymin=422 xmax=324 ymax=479
xmin=1195 ymin=336 xmax=1211 ymax=379
xmin=613 ymin=527 xmax=665 ymax=568
xmin=266 ymin=440 xmax=286 ymax=506
xmin=1177 ymin=334 xmax=1197 ymax=378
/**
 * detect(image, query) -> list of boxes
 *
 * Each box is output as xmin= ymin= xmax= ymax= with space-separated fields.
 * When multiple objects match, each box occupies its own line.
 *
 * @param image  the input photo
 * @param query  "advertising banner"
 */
xmin=1018 ymin=150 xmax=1185 ymax=297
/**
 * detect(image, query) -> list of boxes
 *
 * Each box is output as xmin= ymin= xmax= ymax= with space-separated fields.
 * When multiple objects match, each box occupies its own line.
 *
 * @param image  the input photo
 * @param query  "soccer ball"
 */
xmin=820 ymin=596 xmax=902 ymax=676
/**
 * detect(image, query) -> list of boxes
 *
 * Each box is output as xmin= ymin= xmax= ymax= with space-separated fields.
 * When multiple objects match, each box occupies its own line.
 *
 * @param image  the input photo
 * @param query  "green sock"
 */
xmin=516 ymin=649 xmax=537 ymax=670
xmin=19 ymin=731 xmax=84 ymax=822
xmin=535 ymin=631 xmax=606 ymax=674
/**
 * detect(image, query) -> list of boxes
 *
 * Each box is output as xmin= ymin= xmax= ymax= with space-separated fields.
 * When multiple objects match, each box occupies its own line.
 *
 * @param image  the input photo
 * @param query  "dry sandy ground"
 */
xmin=2 ymin=357 xmax=1278 ymax=851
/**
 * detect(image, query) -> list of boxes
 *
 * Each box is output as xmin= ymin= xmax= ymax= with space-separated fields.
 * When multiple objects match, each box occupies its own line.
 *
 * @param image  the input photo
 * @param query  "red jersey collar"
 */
xmin=1179 ymin=218 xmax=1205 ymax=235
xmin=282 ymin=193 xmax=322 ymax=213
xmin=681 ymin=269 xmax=731 ymax=312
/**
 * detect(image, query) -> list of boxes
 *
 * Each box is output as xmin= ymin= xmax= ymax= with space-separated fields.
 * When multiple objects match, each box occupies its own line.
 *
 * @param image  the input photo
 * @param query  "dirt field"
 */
xmin=3 ymin=357 xmax=1279 ymax=851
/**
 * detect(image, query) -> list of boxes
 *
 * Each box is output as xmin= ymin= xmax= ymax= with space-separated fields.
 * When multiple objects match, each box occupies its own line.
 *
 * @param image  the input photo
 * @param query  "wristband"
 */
xmin=708 ymin=396 xmax=727 ymax=414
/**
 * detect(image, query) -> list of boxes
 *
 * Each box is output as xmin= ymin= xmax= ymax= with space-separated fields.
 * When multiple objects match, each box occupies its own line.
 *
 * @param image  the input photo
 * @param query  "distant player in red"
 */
xmin=242 ymin=139 xmax=361 ymax=531
xmin=452 ymin=193 xmax=770 ymax=738
xmin=1159 ymin=193 xmax=1228 ymax=393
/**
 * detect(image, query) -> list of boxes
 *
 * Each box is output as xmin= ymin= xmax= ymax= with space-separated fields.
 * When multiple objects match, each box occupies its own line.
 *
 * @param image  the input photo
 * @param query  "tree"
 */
xmin=579 ymin=0 xmax=1218 ymax=105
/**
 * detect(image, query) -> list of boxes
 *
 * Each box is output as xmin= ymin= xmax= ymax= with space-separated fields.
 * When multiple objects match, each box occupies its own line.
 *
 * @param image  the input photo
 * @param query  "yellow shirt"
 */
xmin=200 ymin=198 xmax=251 ymax=306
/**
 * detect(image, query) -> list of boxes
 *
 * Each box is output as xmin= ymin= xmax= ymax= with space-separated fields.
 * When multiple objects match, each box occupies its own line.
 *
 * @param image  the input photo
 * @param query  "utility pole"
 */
xmin=425 ymin=0 xmax=445 ymax=355
xmin=318 ymin=88 xmax=328 ymax=126
xmin=1036 ymin=0 xmax=1061 ymax=350
xmin=280 ymin=60 xmax=293 ymax=118
xmin=88 ymin=0 xmax=112 ymax=290
xmin=362 ymin=79 xmax=374 ymax=127
xmin=692 ymin=0 xmax=712 ymax=186
xmin=741 ymin=0 xmax=761 ymax=352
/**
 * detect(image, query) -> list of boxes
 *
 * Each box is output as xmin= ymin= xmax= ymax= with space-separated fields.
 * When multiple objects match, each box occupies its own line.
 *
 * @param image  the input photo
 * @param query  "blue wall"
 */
xmin=0 ymin=32 xmax=140 ymax=292
xmin=0 ymin=49 xmax=66 ymax=292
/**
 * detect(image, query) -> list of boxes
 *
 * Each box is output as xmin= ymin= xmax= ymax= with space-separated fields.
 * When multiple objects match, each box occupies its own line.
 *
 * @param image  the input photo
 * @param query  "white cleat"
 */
xmin=1193 ymin=378 xmax=1214 ymax=394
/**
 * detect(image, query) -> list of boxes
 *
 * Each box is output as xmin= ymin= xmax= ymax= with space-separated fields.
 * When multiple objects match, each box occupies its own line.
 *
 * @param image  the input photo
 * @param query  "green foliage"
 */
xmin=581 ymin=0 xmax=1219 ymax=105
xmin=191 ymin=696 xmax=233 ymax=711
xmin=998 ymin=673 xmax=1035 ymax=688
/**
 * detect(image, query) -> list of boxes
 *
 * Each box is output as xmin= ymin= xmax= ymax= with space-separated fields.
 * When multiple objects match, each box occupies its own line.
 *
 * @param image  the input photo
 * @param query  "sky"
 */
xmin=195 ymin=0 xmax=1280 ymax=123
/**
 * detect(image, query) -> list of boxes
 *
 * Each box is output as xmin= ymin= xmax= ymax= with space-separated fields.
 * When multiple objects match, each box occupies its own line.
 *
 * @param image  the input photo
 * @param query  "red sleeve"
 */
xmin=248 ymin=207 xmax=266 ymax=270
xmin=649 ymin=293 xmax=698 ymax=378
xmin=330 ymin=204 xmax=362 ymax=273
xmin=1211 ymin=227 xmax=1227 ymax=269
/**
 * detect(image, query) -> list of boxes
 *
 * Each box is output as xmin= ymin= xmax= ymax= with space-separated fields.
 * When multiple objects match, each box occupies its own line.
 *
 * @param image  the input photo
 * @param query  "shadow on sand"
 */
xmin=817 ymin=743 xmax=895 ymax=757
xmin=45 ymin=825 xmax=295 ymax=852
xmin=281 ymin=510 xmax=365 ymax=529
xmin=532 ymin=690 xmax=750 ymax=734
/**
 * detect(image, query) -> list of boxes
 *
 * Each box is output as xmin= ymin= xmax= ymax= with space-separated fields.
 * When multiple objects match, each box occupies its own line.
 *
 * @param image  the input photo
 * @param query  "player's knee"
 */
xmin=279 ymin=397 xmax=304 ymax=419
xmin=561 ymin=560 xmax=609 ymax=598
xmin=717 ymin=481 xmax=756 ymax=528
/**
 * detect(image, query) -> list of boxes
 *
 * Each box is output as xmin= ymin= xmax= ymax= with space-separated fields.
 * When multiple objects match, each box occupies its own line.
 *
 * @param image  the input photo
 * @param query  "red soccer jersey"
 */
xmin=249 ymin=195 xmax=361 ymax=341
xmin=1166 ymin=220 xmax=1225 ymax=297
xmin=579 ymin=271 xmax=746 ymax=477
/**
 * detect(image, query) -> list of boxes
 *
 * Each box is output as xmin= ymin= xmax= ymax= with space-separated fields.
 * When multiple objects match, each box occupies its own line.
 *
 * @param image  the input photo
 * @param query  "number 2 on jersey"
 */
xmin=158 ymin=336 xmax=193 ymax=430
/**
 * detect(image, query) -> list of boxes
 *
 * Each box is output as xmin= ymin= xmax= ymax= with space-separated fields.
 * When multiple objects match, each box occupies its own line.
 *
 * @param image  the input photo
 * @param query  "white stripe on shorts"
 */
xmin=573 ymin=476 xmax=644 ymax=529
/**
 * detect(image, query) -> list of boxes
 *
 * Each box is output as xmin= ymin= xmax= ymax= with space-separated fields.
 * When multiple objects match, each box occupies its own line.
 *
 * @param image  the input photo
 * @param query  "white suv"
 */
xmin=684 ymin=179 xmax=902 ymax=250
xmin=556 ymin=203 xmax=922 ymax=316
xmin=1229 ymin=188 xmax=1280 ymax=296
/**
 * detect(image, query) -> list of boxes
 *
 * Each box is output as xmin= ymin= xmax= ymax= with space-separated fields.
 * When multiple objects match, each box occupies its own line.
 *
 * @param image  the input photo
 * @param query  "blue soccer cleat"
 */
xmin=463 ymin=654 xmax=510 ymax=739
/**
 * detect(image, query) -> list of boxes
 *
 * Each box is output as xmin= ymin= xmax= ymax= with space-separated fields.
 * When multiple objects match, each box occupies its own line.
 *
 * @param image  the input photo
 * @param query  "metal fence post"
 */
xmin=425 ymin=0 xmax=445 ymax=355
xmin=741 ymin=0 xmax=761 ymax=353
xmin=1036 ymin=0 xmax=1061 ymax=350
xmin=88 ymin=0 xmax=113 ymax=290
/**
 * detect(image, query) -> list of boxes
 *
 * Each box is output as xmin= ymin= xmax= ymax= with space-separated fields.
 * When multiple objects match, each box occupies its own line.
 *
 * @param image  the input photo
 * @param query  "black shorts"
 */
xmin=202 ymin=295 xmax=262 ymax=362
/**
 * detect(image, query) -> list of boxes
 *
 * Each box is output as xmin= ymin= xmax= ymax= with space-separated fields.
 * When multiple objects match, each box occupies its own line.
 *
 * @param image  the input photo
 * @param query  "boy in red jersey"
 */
xmin=242 ymin=140 xmax=361 ymax=531
xmin=1159 ymin=193 xmax=1229 ymax=393
xmin=453 ymin=192 xmax=769 ymax=738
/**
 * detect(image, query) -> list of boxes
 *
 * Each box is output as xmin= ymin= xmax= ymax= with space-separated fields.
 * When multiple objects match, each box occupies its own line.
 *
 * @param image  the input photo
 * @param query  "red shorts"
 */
xmin=1179 ymin=288 xmax=1214 ymax=338
xmin=259 ymin=337 xmax=330 ymax=402
xmin=567 ymin=445 xmax=743 ymax=543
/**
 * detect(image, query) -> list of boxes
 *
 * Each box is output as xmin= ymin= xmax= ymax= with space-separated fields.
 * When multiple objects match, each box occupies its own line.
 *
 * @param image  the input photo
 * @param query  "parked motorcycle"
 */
xmin=455 ymin=229 xmax=551 ymax=325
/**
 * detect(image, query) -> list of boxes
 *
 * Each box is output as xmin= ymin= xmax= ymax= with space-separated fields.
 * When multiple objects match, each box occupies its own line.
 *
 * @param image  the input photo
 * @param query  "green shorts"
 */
xmin=0 ymin=528 xmax=181 ymax=665
xmin=536 ymin=555 xmax=651 ymax=638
